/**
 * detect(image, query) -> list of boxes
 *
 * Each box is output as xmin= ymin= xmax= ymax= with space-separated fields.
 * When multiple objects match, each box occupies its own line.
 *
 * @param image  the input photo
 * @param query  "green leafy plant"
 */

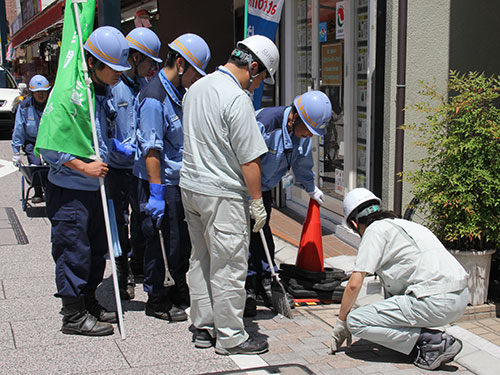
xmin=405 ymin=71 xmax=500 ymax=251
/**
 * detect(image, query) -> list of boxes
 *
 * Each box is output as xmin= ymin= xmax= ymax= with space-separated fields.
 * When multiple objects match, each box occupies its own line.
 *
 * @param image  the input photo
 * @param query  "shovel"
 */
xmin=259 ymin=229 xmax=293 ymax=318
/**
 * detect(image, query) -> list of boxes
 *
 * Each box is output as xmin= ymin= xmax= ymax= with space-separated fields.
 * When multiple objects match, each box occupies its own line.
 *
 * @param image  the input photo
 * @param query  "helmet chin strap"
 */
xmin=132 ymin=53 xmax=147 ymax=80
xmin=89 ymin=65 xmax=107 ymax=87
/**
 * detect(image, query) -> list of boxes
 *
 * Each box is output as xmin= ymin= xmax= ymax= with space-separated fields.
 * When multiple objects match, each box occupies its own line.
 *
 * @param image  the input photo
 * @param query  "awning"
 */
xmin=11 ymin=0 xmax=64 ymax=48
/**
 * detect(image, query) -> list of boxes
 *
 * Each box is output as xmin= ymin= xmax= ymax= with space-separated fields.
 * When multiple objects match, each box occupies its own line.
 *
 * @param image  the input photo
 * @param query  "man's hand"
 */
xmin=145 ymin=183 xmax=167 ymax=227
xmin=112 ymin=138 xmax=137 ymax=159
xmin=250 ymin=197 xmax=266 ymax=232
xmin=329 ymin=319 xmax=352 ymax=354
xmin=308 ymin=186 xmax=325 ymax=206
xmin=12 ymin=153 xmax=22 ymax=167
xmin=81 ymin=161 xmax=109 ymax=178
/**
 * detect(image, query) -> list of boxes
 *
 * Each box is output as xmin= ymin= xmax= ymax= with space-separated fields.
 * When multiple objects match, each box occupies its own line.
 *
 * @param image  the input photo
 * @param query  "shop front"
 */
xmin=279 ymin=0 xmax=384 ymax=235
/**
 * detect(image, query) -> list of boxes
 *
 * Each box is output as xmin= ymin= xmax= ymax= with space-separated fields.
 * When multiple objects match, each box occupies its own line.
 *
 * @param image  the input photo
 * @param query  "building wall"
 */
xmin=5 ymin=0 xmax=19 ymax=30
xmin=382 ymin=0 xmax=451 ymax=212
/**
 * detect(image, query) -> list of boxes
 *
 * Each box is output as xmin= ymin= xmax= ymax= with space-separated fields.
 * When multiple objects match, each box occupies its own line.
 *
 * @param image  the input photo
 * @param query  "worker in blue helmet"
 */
xmin=105 ymin=27 xmax=163 ymax=301
xmin=11 ymin=74 xmax=51 ymax=203
xmin=39 ymin=26 xmax=130 ymax=337
xmin=243 ymin=90 xmax=333 ymax=317
xmin=133 ymin=33 xmax=211 ymax=322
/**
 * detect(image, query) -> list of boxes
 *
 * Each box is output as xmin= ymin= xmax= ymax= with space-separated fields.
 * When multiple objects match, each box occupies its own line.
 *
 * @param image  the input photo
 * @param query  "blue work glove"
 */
xmin=145 ymin=183 xmax=167 ymax=227
xmin=111 ymin=138 xmax=137 ymax=159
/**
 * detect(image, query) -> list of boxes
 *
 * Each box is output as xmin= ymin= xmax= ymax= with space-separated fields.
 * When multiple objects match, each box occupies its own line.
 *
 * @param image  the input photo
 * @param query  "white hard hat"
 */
xmin=237 ymin=35 xmax=279 ymax=84
xmin=343 ymin=188 xmax=381 ymax=222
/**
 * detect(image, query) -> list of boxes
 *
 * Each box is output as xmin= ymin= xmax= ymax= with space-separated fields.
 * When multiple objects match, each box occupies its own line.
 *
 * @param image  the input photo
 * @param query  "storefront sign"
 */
xmin=321 ymin=43 xmax=342 ymax=86
xmin=336 ymin=1 xmax=345 ymax=40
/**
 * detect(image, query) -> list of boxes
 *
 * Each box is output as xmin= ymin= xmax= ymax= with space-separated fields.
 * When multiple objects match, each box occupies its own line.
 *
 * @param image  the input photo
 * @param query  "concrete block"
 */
xmin=455 ymin=349 xmax=500 ymax=375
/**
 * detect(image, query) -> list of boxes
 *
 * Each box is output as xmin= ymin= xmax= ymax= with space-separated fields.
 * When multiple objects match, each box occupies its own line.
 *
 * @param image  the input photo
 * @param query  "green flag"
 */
xmin=35 ymin=0 xmax=96 ymax=159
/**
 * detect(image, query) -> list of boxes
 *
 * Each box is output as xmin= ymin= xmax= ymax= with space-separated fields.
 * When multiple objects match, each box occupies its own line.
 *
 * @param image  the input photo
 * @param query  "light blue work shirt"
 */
xmin=11 ymin=97 xmax=43 ymax=153
xmin=107 ymin=74 xmax=147 ymax=169
xmin=39 ymin=84 xmax=110 ymax=191
xmin=257 ymin=106 xmax=315 ymax=193
xmin=134 ymin=69 xmax=185 ymax=186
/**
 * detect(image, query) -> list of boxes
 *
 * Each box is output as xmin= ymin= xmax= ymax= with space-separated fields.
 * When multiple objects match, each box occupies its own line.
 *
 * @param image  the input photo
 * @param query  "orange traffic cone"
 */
xmin=295 ymin=198 xmax=324 ymax=272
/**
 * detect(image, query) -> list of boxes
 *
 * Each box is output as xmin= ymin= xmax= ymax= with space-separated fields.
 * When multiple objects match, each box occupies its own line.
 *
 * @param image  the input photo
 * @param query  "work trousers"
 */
xmin=247 ymin=190 xmax=276 ymax=279
xmin=137 ymin=178 xmax=191 ymax=295
xmin=181 ymin=188 xmax=250 ymax=349
xmin=347 ymin=288 xmax=469 ymax=354
xmin=105 ymin=168 xmax=145 ymax=271
xmin=45 ymin=181 xmax=108 ymax=298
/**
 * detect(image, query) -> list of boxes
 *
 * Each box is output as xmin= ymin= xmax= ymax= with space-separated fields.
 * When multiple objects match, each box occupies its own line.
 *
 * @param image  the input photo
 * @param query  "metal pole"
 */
xmin=73 ymin=0 xmax=126 ymax=339
xmin=0 ymin=0 xmax=7 ymax=67
xmin=394 ymin=0 xmax=407 ymax=216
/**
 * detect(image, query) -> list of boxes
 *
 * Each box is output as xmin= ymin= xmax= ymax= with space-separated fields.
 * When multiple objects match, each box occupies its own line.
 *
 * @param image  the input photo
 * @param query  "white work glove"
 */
xmin=250 ymin=197 xmax=267 ymax=233
xmin=12 ymin=153 xmax=22 ymax=166
xmin=329 ymin=319 xmax=352 ymax=354
xmin=308 ymin=186 xmax=325 ymax=206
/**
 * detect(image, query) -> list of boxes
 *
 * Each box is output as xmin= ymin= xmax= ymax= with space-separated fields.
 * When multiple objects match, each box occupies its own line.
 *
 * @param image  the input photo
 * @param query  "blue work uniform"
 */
xmin=40 ymin=83 xmax=110 ymax=299
xmin=134 ymin=69 xmax=191 ymax=298
xmin=11 ymin=97 xmax=44 ymax=165
xmin=248 ymin=106 xmax=315 ymax=281
xmin=105 ymin=74 xmax=147 ymax=280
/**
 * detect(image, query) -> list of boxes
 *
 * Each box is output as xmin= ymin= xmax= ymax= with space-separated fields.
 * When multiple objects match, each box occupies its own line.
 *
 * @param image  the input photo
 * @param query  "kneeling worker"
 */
xmin=330 ymin=188 xmax=469 ymax=371
xmin=244 ymin=90 xmax=332 ymax=317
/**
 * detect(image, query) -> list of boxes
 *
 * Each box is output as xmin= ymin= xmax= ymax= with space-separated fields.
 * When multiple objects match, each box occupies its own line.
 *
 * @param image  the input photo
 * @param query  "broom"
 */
xmin=259 ymin=229 xmax=293 ymax=318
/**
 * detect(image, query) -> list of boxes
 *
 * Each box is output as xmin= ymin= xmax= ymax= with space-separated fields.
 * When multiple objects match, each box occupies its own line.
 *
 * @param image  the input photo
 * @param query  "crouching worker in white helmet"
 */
xmin=180 ymin=34 xmax=279 ymax=355
xmin=244 ymin=90 xmax=332 ymax=317
xmin=39 ymin=26 xmax=131 ymax=337
xmin=331 ymin=188 xmax=469 ymax=371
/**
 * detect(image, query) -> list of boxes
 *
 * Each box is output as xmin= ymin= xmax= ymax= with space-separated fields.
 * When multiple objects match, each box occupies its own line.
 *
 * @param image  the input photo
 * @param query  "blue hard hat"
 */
xmin=168 ymin=33 xmax=211 ymax=76
xmin=84 ymin=26 xmax=131 ymax=72
xmin=126 ymin=27 xmax=162 ymax=63
xmin=29 ymin=75 xmax=50 ymax=91
xmin=293 ymin=91 xmax=332 ymax=136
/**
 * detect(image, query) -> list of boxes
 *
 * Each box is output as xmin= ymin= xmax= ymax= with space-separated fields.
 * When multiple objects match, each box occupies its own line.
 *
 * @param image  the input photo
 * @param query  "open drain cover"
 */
xmin=0 ymin=207 xmax=28 ymax=245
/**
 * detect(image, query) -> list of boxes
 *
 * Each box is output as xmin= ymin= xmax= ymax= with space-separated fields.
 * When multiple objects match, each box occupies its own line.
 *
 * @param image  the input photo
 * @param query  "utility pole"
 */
xmin=97 ymin=0 xmax=121 ymax=30
xmin=0 ymin=0 xmax=7 ymax=67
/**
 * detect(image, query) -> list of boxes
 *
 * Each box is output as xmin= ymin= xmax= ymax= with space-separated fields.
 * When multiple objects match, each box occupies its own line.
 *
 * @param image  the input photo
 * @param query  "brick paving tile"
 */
xmin=313 ymin=346 xmax=332 ymax=356
xmin=304 ymin=354 xmax=335 ymax=364
xmin=263 ymin=328 xmax=289 ymax=337
xmin=321 ymin=368 xmax=363 ymax=375
xmin=454 ymin=321 xmax=477 ymax=329
xmin=480 ymin=332 xmax=500 ymax=341
xmin=309 ymin=329 xmax=332 ymax=337
xmin=491 ymin=338 xmax=500 ymax=346
xmin=325 ymin=357 xmax=360 ymax=369
xmin=278 ymin=367 xmax=310 ymax=375
xmin=285 ymin=324 xmax=310 ymax=334
xmin=268 ymin=343 xmax=294 ymax=354
xmin=355 ymin=362 xmax=401 ymax=373
xmin=468 ymin=326 xmax=490 ymax=335
xmin=309 ymin=362 xmax=336 ymax=373
xmin=298 ymin=336 xmax=330 ymax=348
xmin=277 ymin=333 xmax=312 ymax=341
xmin=272 ymin=337 xmax=302 ymax=346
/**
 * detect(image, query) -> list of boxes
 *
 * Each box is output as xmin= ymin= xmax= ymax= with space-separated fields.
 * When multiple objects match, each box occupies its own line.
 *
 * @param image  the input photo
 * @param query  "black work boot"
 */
xmin=414 ymin=329 xmax=463 ymax=370
xmin=145 ymin=293 xmax=187 ymax=322
xmin=194 ymin=328 xmax=216 ymax=349
xmin=171 ymin=275 xmax=190 ymax=310
xmin=116 ymin=255 xmax=135 ymax=300
xmin=61 ymin=297 xmax=114 ymax=336
xmin=244 ymin=276 xmax=258 ymax=317
xmin=84 ymin=292 xmax=118 ymax=323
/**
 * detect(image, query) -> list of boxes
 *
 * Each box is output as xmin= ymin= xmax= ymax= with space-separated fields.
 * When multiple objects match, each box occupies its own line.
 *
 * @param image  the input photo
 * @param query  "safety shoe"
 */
xmin=32 ymin=196 xmax=43 ymax=204
xmin=414 ymin=332 xmax=463 ymax=370
xmin=215 ymin=336 xmax=269 ymax=355
xmin=145 ymin=294 xmax=188 ymax=322
xmin=194 ymin=329 xmax=216 ymax=349
xmin=119 ymin=274 xmax=136 ymax=301
xmin=61 ymin=311 xmax=114 ymax=336
xmin=84 ymin=294 xmax=118 ymax=323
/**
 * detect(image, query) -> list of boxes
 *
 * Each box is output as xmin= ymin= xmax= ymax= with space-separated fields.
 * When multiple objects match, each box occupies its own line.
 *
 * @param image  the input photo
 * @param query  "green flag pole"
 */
xmin=72 ymin=0 xmax=126 ymax=339
xmin=244 ymin=0 xmax=248 ymax=38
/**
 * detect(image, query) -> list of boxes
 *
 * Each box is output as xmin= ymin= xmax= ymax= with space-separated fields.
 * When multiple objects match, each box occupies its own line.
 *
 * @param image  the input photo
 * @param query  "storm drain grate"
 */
xmin=5 ymin=207 xmax=28 ymax=245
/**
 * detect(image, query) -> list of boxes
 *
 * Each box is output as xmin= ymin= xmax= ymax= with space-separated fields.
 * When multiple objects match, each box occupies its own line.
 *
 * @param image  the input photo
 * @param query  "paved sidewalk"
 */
xmin=0 ymin=139 xmax=499 ymax=374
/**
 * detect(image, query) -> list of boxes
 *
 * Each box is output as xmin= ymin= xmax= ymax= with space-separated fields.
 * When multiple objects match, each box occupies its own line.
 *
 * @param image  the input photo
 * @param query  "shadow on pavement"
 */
xmin=199 ymin=363 xmax=315 ymax=374
xmin=97 ymin=275 xmax=146 ymax=312
xmin=345 ymin=340 xmax=461 ymax=372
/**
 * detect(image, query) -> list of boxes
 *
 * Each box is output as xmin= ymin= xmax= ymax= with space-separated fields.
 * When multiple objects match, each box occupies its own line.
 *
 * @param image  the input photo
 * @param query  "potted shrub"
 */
xmin=405 ymin=71 xmax=500 ymax=305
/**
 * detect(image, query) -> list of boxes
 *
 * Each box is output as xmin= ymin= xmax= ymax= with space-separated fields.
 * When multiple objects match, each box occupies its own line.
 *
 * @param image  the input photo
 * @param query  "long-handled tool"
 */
xmin=259 ymin=229 xmax=293 ymax=318
xmin=158 ymin=228 xmax=175 ymax=287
